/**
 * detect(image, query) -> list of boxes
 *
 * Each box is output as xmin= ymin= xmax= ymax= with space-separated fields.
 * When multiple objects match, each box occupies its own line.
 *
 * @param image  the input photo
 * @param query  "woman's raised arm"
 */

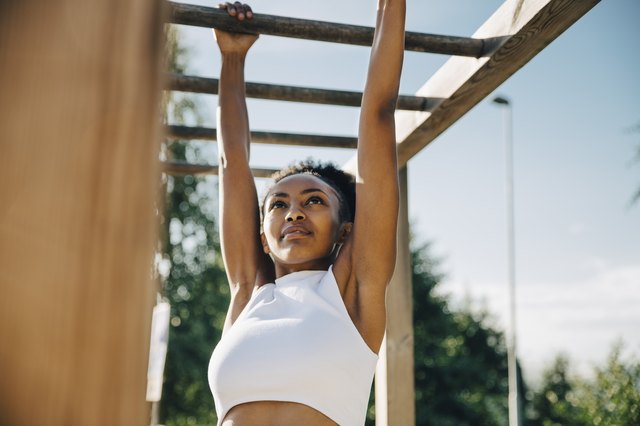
xmin=334 ymin=0 xmax=405 ymax=350
xmin=214 ymin=3 xmax=273 ymax=329
xmin=352 ymin=0 xmax=405 ymax=285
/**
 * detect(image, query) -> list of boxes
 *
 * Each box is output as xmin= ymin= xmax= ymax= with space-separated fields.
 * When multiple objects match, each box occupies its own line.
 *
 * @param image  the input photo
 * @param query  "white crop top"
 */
xmin=208 ymin=267 xmax=378 ymax=425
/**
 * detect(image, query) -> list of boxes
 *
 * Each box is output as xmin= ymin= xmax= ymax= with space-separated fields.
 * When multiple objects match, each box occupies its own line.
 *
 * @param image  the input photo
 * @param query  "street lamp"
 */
xmin=492 ymin=95 xmax=519 ymax=426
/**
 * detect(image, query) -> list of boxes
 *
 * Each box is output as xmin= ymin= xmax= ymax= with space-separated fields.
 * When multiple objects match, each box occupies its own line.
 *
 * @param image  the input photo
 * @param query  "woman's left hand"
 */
xmin=213 ymin=2 xmax=258 ymax=56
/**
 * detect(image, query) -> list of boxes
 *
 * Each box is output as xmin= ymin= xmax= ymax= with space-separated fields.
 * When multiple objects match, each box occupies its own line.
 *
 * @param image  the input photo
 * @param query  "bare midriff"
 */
xmin=222 ymin=401 xmax=338 ymax=425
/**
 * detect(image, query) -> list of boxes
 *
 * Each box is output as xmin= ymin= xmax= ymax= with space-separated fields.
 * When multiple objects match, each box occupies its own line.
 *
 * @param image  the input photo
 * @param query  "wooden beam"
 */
xmin=394 ymin=0 xmax=601 ymax=166
xmin=0 ymin=0 xmax=162 ymax=424
xmin=167 ymin=1 xmax=484 ymax=57
xmin=166 ymin=125 xmax=358 ymax=149
xmin=162 ymin=161 xmax=277 ymax=178
xmin=167 ymin=73 xmax=434 ymax=111
xmin=375 ymin=167 xmax=415 ymax=426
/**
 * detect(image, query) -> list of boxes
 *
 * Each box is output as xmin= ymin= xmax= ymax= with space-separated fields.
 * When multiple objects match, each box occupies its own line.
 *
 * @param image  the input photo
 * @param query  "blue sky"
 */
xmin=173 ymin=0 xmax=639 ymax=381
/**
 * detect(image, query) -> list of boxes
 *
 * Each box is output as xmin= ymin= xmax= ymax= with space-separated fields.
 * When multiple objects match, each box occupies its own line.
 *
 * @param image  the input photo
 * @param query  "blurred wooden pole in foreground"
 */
xmin=0 ymin=1 xmax=163 ymax=424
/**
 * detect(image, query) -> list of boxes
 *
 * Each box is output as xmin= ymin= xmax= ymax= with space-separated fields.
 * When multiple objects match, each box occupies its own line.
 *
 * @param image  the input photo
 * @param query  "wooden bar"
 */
xmin=167 ymin=1 xmax=485 ymax=57
xmin=0 ymin=0 xmax=162 ymax=424
xmin=162 ymin=161 xmax=277 ymax=178
xmin=393 ymin=0 xmax=601 ymax=166
xmin=167 ymin=73 xmax=434 ymax=111
xmin=166 ymin=125 xmax=358 ymax=149
xmin=375 ymin=167 xmax=415 ymax=426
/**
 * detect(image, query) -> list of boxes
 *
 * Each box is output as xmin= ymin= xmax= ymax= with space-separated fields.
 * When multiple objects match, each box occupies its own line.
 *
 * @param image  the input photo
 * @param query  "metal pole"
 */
xmin=150 ymin=401 xmax=160 ymax=426
xmin=492 ymin=96 xmax=518 ymax=426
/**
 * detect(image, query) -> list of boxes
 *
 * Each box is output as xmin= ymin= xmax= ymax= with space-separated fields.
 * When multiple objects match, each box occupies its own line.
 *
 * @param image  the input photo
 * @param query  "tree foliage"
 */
xmin=159 ymin=169 xmax=228 ymax=426
xmin=573 ymin=344 xmax=640 ymax=425
xmin=527 ymin=354 xmax=583 ymax=426
xmin=410 ymin=240 xmax=510 ymax=426
xmin=527 ymin=344 xmax=640 ymax=426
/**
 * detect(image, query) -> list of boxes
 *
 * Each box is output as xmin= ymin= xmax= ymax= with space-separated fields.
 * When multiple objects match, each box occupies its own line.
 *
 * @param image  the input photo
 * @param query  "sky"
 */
xmin=172 ymin=0 xmax=640 ymax=382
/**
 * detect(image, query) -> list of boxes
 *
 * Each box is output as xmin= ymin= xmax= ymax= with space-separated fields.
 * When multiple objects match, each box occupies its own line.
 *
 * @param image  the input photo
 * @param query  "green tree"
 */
xmin=528 ymin=344 xmax=640 ymax=426
xmin=411 ymin=240 xmax=510 ymax=426
xmin=527 ymin=354 xmax=584 ymax=426
xmin=572 ymin=343 xmax=640 ymax=426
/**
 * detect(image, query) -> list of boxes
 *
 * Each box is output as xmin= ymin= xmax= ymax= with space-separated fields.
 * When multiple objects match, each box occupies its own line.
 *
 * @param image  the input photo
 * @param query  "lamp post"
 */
xmin=492 ymin=95 xmax=519 ymax=426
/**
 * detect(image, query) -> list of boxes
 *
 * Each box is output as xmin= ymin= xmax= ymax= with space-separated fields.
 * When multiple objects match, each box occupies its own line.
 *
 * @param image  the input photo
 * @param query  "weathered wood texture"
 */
xmin=394 ymin=0 xmax=601 ymax=166
xmin=0 ymin=0 xmax=163 ymax=424
xmin=375 ymin=167 xmax=415 ymax=426
xmin=167 ymin=125 xmax=358 ymax=149
xmin=168 ymin=73 xmax=434 ymax=111
xmin=162 ymin=161 xmax=277 ymax=178
xmin=167 ymin=1 xmax=485 ymax=57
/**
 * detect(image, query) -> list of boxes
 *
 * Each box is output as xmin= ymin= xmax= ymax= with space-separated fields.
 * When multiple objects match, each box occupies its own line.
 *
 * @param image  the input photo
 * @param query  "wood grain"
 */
xmin=0 ymin=0 xmax=163 ymax=424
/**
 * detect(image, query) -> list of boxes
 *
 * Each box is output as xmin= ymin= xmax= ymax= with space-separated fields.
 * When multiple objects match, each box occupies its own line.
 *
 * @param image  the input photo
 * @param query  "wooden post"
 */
xmin=0 ymin=0 xmax=163 ymax=424
xmin=375 ymin=166 xmax=415 ymax=425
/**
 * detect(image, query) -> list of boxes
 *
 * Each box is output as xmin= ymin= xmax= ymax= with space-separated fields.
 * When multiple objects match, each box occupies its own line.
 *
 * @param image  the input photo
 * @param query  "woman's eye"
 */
xmin=306 ymin=196 xmax=324 ymax=205
xmin=269 ymin=200 xmax=286 ymax=210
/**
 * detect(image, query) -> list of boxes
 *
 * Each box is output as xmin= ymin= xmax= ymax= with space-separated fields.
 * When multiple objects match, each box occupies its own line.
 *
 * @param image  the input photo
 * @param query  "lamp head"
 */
xmin=492 ymin=96 xmax=510 ymax=105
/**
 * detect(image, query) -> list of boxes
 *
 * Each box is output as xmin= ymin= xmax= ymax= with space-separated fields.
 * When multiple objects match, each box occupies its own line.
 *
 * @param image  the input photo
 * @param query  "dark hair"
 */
xmin=262 ymin=159 xmax=356 ymax=223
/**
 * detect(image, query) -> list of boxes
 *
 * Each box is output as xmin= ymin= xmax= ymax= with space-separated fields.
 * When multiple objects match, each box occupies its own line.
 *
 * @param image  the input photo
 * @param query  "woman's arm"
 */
xmin=214 ymin=3 xmax=273 ymax=330
xmin=336 ymin=0 xmax=405 ymax=350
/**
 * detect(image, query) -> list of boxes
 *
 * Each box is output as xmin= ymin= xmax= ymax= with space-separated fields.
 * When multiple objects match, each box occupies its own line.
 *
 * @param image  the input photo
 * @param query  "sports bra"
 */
xmin=208 ymin=266 xmax=378 ymax=425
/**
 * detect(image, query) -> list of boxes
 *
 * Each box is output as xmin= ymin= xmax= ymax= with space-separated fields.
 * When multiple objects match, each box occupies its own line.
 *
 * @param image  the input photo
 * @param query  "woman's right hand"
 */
xmin=214 ymin=2 xmax=258 ymax=56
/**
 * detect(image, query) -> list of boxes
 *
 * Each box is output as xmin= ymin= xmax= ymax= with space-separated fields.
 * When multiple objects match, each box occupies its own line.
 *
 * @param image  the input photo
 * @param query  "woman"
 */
xmin=208 ymin=1 xmax=405 ymax=424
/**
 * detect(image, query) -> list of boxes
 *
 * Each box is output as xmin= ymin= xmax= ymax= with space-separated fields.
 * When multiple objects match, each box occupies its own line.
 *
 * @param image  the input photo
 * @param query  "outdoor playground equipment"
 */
xmin=0 ymin=1 xmax=599 ymax=424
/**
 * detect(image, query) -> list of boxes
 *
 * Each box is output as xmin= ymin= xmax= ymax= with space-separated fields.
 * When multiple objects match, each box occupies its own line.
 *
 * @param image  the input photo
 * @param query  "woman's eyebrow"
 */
xmin=301 ymin=188 xmax=327 ymax=195
xmin=267 ymin=188 xmax=329 ymax=200
xmin=268 ymin=192 xmax=289 ymax=199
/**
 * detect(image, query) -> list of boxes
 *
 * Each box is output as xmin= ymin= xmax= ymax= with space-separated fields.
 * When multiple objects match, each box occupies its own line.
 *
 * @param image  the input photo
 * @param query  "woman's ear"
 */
xmin=338 ymin=222 xmax=353 ymax=244
xmin=260 ymin=232 xmax=270 ymax=254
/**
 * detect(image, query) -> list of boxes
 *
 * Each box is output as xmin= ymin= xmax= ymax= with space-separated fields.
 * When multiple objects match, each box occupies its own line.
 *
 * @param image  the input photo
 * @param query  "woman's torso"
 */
xmin=208 ymin=268 xmax=378 ymax=425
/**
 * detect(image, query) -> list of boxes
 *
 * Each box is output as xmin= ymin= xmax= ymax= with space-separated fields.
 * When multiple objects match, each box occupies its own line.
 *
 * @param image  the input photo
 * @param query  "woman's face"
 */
xmin=261 ymin=174 xmax=349 ymax=270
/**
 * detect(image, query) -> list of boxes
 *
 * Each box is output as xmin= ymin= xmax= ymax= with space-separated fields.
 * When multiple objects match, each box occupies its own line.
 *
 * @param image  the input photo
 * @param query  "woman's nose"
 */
xmin=285 ymin=207 xmax=305 ymax=222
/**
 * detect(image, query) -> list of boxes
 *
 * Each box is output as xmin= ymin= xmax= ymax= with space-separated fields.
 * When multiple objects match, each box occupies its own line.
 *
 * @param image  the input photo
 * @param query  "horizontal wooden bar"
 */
xmin=167 ymin=2 xmax=485 ymax=57
xmin=167 ymin=73 xmax=433 ymax=111
xmin=166 ymin=125 xmax=357 ymax=149
xmin=162 ymin=161 xmax=277 ymax=178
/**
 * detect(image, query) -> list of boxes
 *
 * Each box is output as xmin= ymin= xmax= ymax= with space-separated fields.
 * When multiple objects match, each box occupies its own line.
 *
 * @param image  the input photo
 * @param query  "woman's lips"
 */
xmin=281 ymin=225 xmax=311 ymax=239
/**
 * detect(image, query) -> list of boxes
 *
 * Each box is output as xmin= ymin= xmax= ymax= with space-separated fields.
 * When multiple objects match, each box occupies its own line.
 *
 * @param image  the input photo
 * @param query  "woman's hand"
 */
xmin=214 ymin=2 xmax=258 ymax=56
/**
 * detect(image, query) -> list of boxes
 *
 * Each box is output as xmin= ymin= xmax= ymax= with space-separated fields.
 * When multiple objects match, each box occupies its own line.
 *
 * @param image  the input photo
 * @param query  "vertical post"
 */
xmin=375 ymin=166 xmax=415 ymax=426
xmin=504 ymin=103 xmax=520 ymax=426
xmin=493 ymin=96 xmax=519 ymax=426
xmin=0 ymin=1 xmax=163 ymax=424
